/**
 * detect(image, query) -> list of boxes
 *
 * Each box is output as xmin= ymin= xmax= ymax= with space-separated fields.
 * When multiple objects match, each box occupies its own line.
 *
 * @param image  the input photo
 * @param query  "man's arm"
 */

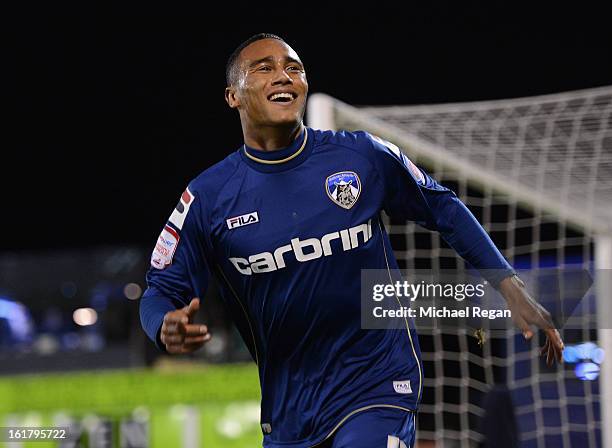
xmin=432 ymin=191 xmax=564 ymax=365
xmin=140 ymin=185 xmax=212 ymax=354
xmin=367 ymin=133 xmax=564 ymax=365
xmin=498 ymin=275 xmax=564 ymax=365
xmin=140 ymin=293 xmax=177 ymax=349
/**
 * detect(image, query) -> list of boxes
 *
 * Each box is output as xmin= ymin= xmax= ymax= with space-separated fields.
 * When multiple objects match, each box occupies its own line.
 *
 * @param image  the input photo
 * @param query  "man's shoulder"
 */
xmin=314 ymin=128 xmax=408 ymax=166
xmin=188 ymin=151 xmax=243 ymax=201
xmin=312 ymin=128 xmax=375 ymax=152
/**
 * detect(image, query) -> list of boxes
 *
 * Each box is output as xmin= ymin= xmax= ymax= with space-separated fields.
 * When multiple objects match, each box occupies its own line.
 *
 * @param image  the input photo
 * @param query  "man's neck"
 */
xmin=242 ymin=123 xmax=304 ymax=151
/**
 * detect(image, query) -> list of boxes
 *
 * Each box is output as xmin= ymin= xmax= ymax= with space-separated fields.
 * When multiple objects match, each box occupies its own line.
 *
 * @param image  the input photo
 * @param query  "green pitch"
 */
xmin=0 ymin=364 xmax=263 ymax=447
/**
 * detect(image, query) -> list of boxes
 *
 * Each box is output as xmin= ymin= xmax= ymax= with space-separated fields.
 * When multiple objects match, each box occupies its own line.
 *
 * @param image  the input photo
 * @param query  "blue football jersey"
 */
xmin=140 ymin=127 xmax=514 ymax=447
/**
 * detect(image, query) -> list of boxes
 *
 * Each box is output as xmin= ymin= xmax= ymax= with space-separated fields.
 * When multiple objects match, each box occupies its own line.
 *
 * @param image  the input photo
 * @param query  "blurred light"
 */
xmin=0 ymin=297 xmax=34 ymax=341
xmin=218 ymin=420 xmax=242 ymax=438
xmin=34 ymin=334 xmax=59 ymax=355
xmin=43 ymin=308 xmax=63 ymax=331
xmin=575 ymin=362 xmax=600 ymax=381
xmin=81 ymin=332 xmax=104 ymax=351
xmin=52 ymin=412 xmax=73 ymax=427
xmin=81 ymin=414 xmax=102 ymax=431
xmin=561 ymin=342 xmax=604 ymax=365
xmin=132 ymin=406 xmax=150 ymax=422
xmin=169 ymin=405 xmax=189 ymax=420
xmin=61 ymin=332 xmax=81 ymax=350
xmin=73 ymin=308 xmax=98 ymax=326
xmin=577 ymin=342 xmax=597 ymax=360
xmin=204 ymin=333 xmax=226 ymax=358
xmin=216 ymin=402 xmax=260 ymax=439
xmin=60 ymin=281 xmax=77 ymax=299
xmin=562 ymin=346 xmax=579 ymax=363
xmin=90 ymin=290 xmax=108 ymax=310
xmin=23 ymin=412 xmax=43 ymax=426
xmin=592 ymin=347 xmax=605 ymax=364
xmin=124 ymin=283 xmax=142 ymax=300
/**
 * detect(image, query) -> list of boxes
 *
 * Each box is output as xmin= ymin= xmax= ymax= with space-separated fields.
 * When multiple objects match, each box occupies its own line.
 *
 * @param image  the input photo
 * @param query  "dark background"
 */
xmin=4 ymin=4 xmax=612 ymax=252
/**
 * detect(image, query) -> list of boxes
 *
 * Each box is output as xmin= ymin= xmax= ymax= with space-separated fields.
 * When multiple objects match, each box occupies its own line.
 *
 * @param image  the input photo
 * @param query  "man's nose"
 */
xmin=271 ymin=68 xmax=293 ymax=85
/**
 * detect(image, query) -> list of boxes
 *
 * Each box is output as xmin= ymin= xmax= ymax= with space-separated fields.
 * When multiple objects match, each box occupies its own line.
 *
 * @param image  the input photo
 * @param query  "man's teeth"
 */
xmin=270 ymin=93 xmax=294 ymax=101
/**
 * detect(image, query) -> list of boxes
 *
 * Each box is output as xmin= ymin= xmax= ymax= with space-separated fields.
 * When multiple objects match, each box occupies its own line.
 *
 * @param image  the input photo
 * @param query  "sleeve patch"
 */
xmin=371 ymin=134 xmax=425 ymax=184
xmin=168 ymin=187 xmax=194 ymax=230
xmin=405 ymin=157 xmax=425 ymax=184
xmin=371 ymin=134 xmax=402 ymax=158
xmin=151 ymin=225 xmax=180 ymax=269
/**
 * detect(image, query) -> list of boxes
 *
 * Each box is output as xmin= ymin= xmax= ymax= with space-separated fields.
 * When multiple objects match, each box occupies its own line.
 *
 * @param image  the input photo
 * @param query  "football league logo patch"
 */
xmin=326 ymin=171 xmax=361 ymax=209
xmin=151 ymin=225 xmax=180 ymax=270
xmin=150 ymin=187 xmax=195 ymax=270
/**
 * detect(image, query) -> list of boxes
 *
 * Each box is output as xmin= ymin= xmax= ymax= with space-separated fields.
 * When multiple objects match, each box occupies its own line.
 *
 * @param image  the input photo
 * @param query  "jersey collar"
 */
xmin=240 ymin=127 xmax=314 ymax=173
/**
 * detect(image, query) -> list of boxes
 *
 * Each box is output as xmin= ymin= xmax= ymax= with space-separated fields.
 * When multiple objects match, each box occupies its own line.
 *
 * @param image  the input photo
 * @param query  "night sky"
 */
xmin=4 ymin=5 xmax=612 ymax=251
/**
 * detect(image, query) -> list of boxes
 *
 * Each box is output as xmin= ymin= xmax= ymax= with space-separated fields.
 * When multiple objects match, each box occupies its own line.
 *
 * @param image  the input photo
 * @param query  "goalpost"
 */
xmin=308 ymin=88 xmax=612 ymax=447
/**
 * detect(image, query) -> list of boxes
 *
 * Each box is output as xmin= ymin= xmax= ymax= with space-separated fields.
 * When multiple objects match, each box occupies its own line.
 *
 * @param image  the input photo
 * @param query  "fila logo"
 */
xmin=227 ymin=212 xmax=259 ymax=230
xmin=229 ymin=220 xmax=372 ymax=275
xmin=393 ymin=380 xmax=412 ymax=394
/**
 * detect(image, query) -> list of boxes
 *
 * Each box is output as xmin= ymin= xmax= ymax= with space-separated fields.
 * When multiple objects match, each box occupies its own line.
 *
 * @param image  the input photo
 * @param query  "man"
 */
xmin=140 ymin=33 xmax=564 ymax=448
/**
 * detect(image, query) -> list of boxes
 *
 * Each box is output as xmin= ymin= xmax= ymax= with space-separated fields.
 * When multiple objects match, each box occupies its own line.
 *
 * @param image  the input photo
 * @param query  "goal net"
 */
xmin=308 ymin=87 xmax=612 ymax=448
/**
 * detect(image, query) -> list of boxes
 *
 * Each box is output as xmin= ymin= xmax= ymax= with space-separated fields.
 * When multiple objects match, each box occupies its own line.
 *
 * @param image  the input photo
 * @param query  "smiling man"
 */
xmin=139 ymin=33 xmax=564 ymax=448
xmin=225 ymin=35 xmax=308 ymax=148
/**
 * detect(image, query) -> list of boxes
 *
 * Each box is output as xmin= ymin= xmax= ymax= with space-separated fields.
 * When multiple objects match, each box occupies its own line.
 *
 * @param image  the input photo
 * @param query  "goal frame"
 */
xmin=308 ymin=91 xmax=612 ymax=447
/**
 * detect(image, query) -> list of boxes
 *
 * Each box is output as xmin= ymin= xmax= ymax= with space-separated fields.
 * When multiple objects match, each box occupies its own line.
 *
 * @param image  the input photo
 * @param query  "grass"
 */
xmin=0 ymin=363 xmax=260 ymax=414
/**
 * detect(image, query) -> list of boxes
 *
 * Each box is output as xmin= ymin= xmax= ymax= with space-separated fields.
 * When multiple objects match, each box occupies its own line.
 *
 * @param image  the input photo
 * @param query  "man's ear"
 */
xmin=225 ymin=86 xmax=240 ymax=109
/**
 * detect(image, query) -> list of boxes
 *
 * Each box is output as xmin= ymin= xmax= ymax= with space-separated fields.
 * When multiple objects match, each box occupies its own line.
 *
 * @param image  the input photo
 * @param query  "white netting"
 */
xmin=359 ymin=89 xmax=612 ymax=233
xmin=309 ymin=86 xmax=612 ymax=447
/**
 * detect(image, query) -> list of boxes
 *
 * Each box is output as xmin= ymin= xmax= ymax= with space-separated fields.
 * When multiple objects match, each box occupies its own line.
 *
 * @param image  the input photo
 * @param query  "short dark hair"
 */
xmin=225 ymin=33 xmax=286 ymax=86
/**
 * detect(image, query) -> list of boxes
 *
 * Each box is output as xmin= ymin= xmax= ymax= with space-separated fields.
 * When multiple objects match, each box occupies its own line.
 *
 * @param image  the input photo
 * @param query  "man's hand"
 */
xmin=499 ymin=275 xmax=564 ymax=366
xmin=160 ymin=298 xmax=211 ymax=354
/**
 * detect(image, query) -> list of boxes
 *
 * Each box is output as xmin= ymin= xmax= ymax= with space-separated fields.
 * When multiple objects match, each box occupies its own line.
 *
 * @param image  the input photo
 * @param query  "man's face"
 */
xmin=226 ymin=39 xmax=308 ymax=128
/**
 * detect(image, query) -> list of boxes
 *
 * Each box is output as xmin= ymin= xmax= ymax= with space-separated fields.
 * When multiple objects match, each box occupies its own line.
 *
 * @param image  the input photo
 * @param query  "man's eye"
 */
xmin=287 ymin=66 xmax=302 ymax=72
xmin=257 ymin=66 xmax=272 ymax=71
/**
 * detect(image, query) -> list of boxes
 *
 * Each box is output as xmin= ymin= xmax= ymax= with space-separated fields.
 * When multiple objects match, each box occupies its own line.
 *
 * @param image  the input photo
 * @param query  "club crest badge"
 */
xmin=325 ymin=171 xmax=361 ymax=209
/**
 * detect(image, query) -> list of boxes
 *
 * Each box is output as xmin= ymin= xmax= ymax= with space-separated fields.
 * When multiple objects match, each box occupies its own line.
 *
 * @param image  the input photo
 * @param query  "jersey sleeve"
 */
xmin=139 ymin=185 xmax=211 ymax=348
xmin=365 ymin=133 xmax=515 ymax=287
